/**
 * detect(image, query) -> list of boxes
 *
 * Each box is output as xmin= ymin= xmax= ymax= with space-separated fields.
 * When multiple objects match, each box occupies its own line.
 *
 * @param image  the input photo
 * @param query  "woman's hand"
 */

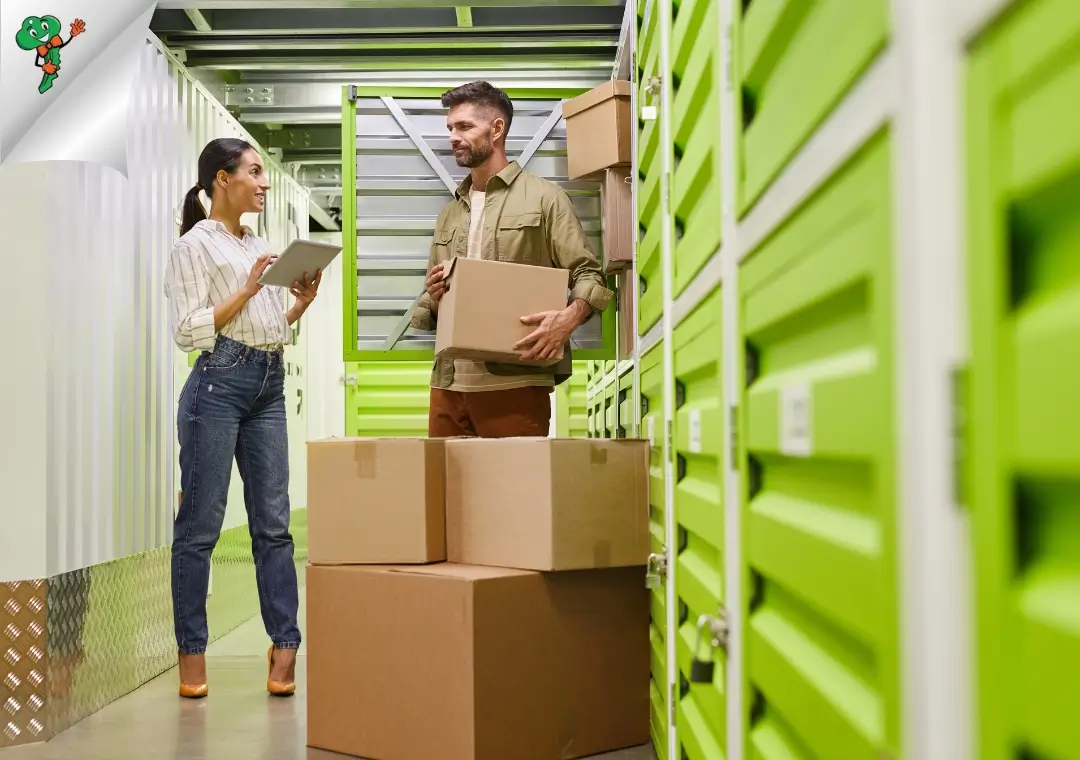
xmin=290 ymin=270 xmax=322 ymax=307
xmin=243 ymin=254 xmax=276 ymax=298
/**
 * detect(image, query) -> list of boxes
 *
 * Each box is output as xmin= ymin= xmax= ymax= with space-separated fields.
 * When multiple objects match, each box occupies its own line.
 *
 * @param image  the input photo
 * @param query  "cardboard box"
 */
xmin=562 ymin=80 xmax=632 ymax=180
xmin=434 ymin=257 xmax=569 ymax=366
xmin=307 ymin=437 xmax=447 ymax=564
xmin=306 ymin=563 xmax=650 ymax=760
xmin=445 ymin=438 xmax=650 ymax=571
xmin=601 ymin=167 xmax=633 ymax=272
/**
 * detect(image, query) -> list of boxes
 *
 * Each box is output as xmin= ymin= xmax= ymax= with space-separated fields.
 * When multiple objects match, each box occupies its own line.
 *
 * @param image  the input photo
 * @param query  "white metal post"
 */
xmin=654 ymin=0 xmax=679 ymax=755
xmin=717 ymin=2 xmax=744 ymax=758
xmin=891 ymin=1 xmax=973 ymax=759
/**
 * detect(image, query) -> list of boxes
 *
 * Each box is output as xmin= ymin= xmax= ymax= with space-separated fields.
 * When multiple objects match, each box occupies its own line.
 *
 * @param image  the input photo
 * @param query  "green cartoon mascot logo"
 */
xmin=15 ymin=15 xmax=86 ymax=94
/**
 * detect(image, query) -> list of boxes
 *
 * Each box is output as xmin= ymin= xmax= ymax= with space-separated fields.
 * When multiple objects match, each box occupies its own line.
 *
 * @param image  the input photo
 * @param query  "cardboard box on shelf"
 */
xmin=562 ymin=80 xmax=632 ymax=180
xmin=307 ymin=437 xmax=447 ymax=565
xmin=306 ymin=563 xmax=650 ymax=760
xmin=445 ymin=438 xmax=650 ymax=571
xmin=434 ymin=257 xmax=569 ymax=366
xmin=601 ymin=167 xmax=633 ymax=273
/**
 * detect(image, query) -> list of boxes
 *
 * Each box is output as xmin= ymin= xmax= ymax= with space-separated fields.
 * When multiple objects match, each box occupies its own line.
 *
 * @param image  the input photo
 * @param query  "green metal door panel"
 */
xmin=639 ymin=343 xmax=668 ymax=756
xmin=673 ymin=286 xmax=726 ymax=759
xmin=968 ymin=3 xmax=1080 ymax=758
xmin=604 ymin=382 xmax=618 ymax=438
xmin=672 ymin=0 xmax=722 ymax=296
xmin=556 ymin=361 xmax=590 ymax=438
xmin=618 ymin=372 xmax=636 ymax=438
xmin=738 ymin=131 xmax=898 ymax=760
xmin=736 ymin=0 xmax=888 ymax=216
xmin=345 ymin=361 xmax=431 ymax=437
xmin=638 ymin=207 xmax=665 ymax=334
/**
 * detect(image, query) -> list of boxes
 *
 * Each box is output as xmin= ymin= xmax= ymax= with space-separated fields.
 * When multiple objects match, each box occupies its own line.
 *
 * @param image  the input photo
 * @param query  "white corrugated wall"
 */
xmin=0 ymin=36 xmax=311 ymax=582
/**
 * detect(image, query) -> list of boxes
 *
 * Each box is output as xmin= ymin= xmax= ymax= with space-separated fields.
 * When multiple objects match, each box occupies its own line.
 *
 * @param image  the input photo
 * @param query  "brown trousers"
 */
xmin=428 ymin=386 xmax=552 ymax=438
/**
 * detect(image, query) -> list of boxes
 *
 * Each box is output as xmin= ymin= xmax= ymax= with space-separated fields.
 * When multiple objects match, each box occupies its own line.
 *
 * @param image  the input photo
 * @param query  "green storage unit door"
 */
xmin=735 ymin=0 xmax=888 ymax=215
xmin=640 ymin=343 xmax=668 ymax=759
xmin=673 ymin=286 xmax=726 ymax=759
xmin=618 ymin=371 xmax=635 ymax=438
xmin=604 ymin=382 xmax=618 ymax=438
xmin=637 ymin=4 xmax=665 ymax=335
xmin=671 ymin=0 xmax=722 ymax=296
xmin=345 ymin=361 xmax=431 ymax=437
xmin=967 ymin=3 xmax=1080 ymax=757
xmin=556 ymin=361 xmax=590 ymax=438
xmin=738 ymin=131 xmax=899 ymax=759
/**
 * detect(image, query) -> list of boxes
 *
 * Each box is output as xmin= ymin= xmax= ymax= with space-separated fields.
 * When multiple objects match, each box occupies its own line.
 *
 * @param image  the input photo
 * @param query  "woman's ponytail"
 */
xmin=179 ymin=137 xmax=253 ymax=237
xmin=180 ymin=183 xmax=207 ymax=237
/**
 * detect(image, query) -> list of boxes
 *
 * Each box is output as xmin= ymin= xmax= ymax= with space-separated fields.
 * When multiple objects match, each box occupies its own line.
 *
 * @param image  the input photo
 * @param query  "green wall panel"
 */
xmin=345 ymin=361 xmax=431 ymax=437
xmin=618 ymin=371 xmax=635 ymax=438
xmin=735 ymin=0 xmax=889 ymax=216
xmin=640 ymin=343 xmax=668 ymax=759
xmin=738 ymin=131 xmax=899 ymax=759
xmin=673 ymin=286 xmax=726 ymax=759
xmin=967 ymin=2 xmax=1080 ymax=758
xmin=671 ymin=0 xmax=723 ymax=296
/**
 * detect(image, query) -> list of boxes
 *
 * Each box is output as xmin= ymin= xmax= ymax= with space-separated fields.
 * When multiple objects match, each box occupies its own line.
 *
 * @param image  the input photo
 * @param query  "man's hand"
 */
xmin=514 ymin=300 xmax=591 ymax=363
xmin=290 ymin=269 xmax=322 ymax=307
xmin=426 ymin=261 xmax=448 ymax=313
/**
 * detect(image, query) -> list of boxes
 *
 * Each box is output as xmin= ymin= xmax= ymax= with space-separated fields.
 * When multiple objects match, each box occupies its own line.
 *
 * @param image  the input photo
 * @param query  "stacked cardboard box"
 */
xmin=305 ymin=436 xmax=652 ymax=760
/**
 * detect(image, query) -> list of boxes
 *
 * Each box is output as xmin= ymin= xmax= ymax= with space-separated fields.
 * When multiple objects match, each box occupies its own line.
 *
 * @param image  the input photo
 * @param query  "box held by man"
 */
xmin=434 ymin=257 xmax=570 ymax=366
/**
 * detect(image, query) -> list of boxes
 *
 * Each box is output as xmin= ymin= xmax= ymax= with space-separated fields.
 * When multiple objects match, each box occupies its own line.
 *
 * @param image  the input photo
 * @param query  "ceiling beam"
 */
xmin=166 ymin=33 xmax=617 ymax=51
xmin=187 ymin=53 xmax=615 ymax=70
xmin=184 ymin=8 xmax=214 ymax=31
xmin=309 ymin=197 xmax=340 ymax=232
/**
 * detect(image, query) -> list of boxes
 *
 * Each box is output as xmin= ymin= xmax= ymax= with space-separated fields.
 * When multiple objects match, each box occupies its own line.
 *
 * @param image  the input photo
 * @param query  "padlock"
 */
xmin=644 ymin=552 xmax=664 ymax=589
xmin=690 ymin=612 xmax=726 ymax=684
xmin=645 ymin=572 xmax=662 ymax=590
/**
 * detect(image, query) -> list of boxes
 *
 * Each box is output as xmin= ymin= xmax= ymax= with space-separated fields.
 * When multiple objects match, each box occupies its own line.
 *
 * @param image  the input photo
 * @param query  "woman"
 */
xmin=164 ymin=137 xmax=321 ymax=699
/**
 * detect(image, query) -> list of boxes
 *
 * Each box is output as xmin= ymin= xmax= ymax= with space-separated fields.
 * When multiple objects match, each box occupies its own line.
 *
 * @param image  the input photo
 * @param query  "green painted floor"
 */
xmin=2 ymin=585 xmax=657 ymax=759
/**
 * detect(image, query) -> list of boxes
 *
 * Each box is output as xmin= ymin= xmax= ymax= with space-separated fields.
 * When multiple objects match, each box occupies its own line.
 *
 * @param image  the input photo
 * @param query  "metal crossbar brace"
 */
xmin=380 ymin=95 xmax=458 ymax=195
xmin=515 ymin=103 xmax=565 ymax=169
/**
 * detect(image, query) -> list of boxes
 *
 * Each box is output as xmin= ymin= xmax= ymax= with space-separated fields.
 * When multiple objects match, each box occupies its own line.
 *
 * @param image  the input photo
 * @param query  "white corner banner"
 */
xmin=1 ymin=0 xmax=158 ymax=174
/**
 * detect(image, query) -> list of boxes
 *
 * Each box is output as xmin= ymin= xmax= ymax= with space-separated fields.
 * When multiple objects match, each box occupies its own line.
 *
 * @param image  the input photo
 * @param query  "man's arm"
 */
xmin=545 ymin=188 xmax=614 ymax=319
xmin=514 ymin=188 xmax=615 ymax=363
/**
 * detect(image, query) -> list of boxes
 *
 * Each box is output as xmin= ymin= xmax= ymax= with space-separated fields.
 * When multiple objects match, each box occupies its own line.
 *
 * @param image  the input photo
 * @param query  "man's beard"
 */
xmin=454 ymin=137 xmax=493 ymax=168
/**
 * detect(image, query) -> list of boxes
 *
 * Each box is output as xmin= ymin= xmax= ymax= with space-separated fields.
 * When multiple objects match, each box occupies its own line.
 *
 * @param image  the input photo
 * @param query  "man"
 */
xmin=411 ymin=80 xmax=612 ymax=438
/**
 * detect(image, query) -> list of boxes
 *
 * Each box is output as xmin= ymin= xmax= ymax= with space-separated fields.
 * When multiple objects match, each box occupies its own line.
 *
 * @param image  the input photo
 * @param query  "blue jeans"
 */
xmin=172 ymin=335 xmax=301 ymax=655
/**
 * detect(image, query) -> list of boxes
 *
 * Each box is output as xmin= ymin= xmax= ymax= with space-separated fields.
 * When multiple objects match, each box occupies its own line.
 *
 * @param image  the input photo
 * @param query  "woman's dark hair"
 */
xmin=180 ymin=137 xmax=255 ymax=236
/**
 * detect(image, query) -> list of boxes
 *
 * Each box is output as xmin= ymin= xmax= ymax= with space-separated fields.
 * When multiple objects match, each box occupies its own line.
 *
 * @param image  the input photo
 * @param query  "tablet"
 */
xmin=258 ymin=238 xmax=343 ymax=287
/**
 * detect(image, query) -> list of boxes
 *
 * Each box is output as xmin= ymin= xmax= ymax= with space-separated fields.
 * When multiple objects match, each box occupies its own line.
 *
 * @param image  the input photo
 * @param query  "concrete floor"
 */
xmin=1 ymin=587 xmax=657 ymax=760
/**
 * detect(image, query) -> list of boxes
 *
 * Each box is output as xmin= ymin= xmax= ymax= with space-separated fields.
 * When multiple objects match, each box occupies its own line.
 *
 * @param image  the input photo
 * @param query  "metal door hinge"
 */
xmin=951 ymin=365 xmax=969 ymax=508
xmin=728 ymin=404 xmax=739 ymax=469
xmin=668 ymin=682 xmax=677 ymax=725
xmin=347 ymin=84 xmax=358 ymax=102
xmin=723 ymin=21 xmax=734 ymax=93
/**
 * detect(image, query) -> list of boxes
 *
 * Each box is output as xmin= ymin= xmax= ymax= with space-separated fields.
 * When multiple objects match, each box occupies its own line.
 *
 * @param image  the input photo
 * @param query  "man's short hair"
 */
xmin=441 ymin=80 xmax=514 ymax=133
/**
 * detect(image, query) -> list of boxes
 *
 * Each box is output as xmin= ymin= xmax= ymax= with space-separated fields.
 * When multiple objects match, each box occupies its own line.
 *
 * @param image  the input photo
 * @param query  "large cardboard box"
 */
xmin=307 ymin=563 xmax=650 ymax=760
xmin=562 ymin=80 xmax=632 ymax=180
xmin=307 ymin=437 xmax=446 ymax=564
xmin=434 ymin=257 xmax=569 ymax=366
xmin=600 ymin=167 xmax=633 ymax=272
xmin=445 ymin=438 xmax=650 ymax=571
